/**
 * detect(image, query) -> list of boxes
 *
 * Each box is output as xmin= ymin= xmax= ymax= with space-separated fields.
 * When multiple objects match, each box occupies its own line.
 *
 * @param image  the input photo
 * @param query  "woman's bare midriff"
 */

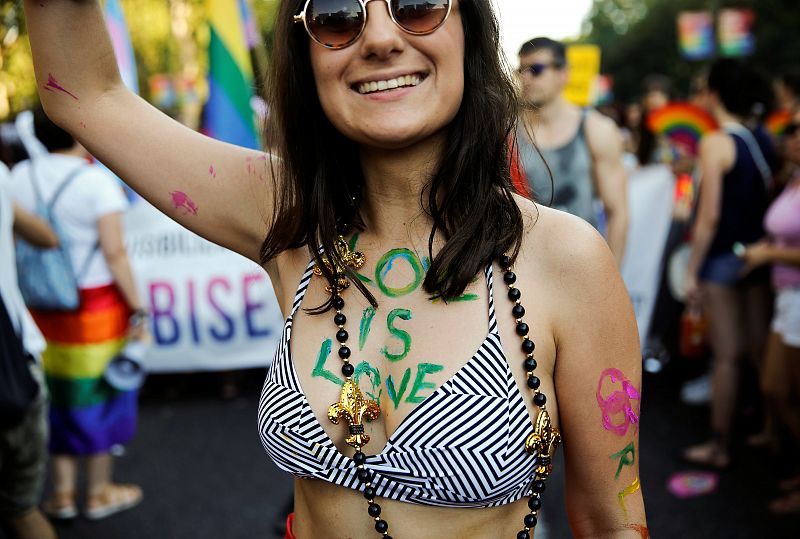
xmin=293 ymin=478 xmax=536 ymax=539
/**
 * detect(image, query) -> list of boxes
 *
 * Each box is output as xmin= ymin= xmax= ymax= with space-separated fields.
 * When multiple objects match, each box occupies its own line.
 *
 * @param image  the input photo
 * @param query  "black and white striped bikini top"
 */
xmin=258 ymin=259 xmax=537 ymax=508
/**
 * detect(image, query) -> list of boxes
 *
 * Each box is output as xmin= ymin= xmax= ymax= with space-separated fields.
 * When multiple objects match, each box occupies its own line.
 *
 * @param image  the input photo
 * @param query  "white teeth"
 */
xmin=357 ymin=74 xmax=422 ymax=94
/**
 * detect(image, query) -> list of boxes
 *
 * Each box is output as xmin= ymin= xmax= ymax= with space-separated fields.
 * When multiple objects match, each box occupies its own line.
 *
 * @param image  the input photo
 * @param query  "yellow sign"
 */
xmin=564 ymin=44 xmax=602 ymax=106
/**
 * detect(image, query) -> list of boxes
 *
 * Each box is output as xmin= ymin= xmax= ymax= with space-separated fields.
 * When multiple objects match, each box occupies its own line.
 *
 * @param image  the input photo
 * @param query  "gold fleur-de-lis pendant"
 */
xmin=524 ymin=409 xmax=562 ymax=479
xmin=328 ymin=379 xmax=381 ymax=449
xmin=313 ymin=236 xmax=366 ymax=294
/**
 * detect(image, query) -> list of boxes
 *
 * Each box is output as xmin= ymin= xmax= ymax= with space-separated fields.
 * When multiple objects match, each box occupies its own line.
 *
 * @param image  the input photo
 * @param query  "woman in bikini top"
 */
xmin=24 ymin=0 xmax=647 ymax=536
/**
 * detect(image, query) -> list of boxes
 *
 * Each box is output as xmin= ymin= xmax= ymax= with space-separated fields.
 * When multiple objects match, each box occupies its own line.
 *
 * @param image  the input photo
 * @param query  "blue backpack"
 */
xmin=15 ymin=163 xmax=97 ymax=311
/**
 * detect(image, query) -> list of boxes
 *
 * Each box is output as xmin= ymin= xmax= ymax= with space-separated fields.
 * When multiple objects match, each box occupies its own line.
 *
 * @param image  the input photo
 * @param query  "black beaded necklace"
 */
xmin=316 ymin=241 xmax=561 ymax=539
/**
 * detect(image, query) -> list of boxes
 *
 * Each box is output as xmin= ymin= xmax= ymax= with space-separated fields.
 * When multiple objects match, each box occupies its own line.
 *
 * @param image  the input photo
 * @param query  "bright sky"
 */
xmin=494 ymin=0 xmax=594 ymax=64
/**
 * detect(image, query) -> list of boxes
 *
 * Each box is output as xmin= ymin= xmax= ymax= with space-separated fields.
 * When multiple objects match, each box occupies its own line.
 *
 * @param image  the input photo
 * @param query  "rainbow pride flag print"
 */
xmin=647 ymin=103 xmax=719 ymax=157
xmin=33 ymin=285 xmax=137 ymax=455
xmin=203 ymin=0 xmax=259 ymax=149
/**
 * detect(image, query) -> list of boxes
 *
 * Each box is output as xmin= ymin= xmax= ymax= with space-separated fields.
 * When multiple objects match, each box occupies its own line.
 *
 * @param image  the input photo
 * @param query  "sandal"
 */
xmin=682 ymin=442 xmax=731 ymax=470
xmin=769 ymin=490 xmax=800 ymax=514
xmin=41 ymin=491 xmax=78 ymax=520
xmin=85 ymin=483 xmax=143 ymax=520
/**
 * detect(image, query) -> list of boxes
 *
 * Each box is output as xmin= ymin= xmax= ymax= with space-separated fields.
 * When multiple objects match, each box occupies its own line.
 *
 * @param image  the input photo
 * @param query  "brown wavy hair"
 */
xmin=260 ymin=0 xmax=524 ymax=311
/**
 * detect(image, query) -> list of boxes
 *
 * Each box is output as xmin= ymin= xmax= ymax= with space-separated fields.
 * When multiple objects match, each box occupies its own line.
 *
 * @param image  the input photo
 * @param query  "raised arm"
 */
xmin=13 ymin=202 xmax=59 ymax=248
xmin=24 ymin=0 xmax=275 ymax=263
xmin=546 ymin=215 xmax=647 ymax=537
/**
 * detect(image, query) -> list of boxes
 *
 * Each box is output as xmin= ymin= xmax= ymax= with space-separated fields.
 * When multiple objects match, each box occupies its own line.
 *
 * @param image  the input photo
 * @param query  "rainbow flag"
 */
xmin=104 ymin=0 xmax=138 ymax=94
xmin=33 ymin=285 xmax=137 ymax=455
xmin=719 ymin=8 xmax=756 ymax=58
xmin=647 ymin=103 xmax=719 ymax=157
xmin=203 ymin=0 xmax=259 ymax=149
xmin=766 ymin=109 xmax=791 ymax=137
xmin=677 ymin=11 xmax=715 ymax=61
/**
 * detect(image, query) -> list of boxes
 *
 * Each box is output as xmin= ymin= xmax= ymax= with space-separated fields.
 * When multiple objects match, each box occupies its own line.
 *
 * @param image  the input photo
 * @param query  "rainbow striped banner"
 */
xmin=719 ymin=8 xmax=756 ymax=58
xmin=677 ymin=11 xmax=715 ymax=61
xmin=203 ymin=0 xmax=259 ymax=149
xmin=104 ymin=0 xmax=138 ymax=94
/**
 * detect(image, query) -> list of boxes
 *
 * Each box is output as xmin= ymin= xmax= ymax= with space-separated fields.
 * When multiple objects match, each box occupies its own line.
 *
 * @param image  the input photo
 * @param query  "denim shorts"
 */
xmin=699 ymin=252 xmax=745 ymax=285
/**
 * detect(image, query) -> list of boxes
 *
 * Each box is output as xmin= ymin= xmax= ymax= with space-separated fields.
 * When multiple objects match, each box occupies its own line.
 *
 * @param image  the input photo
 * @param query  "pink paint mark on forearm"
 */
xmin=44 ymin=74 xmax=79 ymax=100
xmin=209 ymin=165 xmax=217 ymax=179
xmin=597 ymin=368 xmax=641 ymax=436
xmin=169 ymin=191 xmax=199 ymax=216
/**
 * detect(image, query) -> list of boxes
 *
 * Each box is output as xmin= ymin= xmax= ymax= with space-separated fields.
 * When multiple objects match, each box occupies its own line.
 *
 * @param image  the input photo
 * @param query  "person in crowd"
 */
xmin=516 ymin=37 xmax=629 ymax=265
xmin=741 ymin=111 xmax=800 ymax=514
xmin=24 ymin=1 xmax=647 ymax=537
xmin=774 ymin=69 xmax=800 ymax=115
xmin=11 ymin=109 xmax=147 ymax=520
xmin=684 ymin=59 xmax=777 ymax=469
xmin=0 ymin=160 xmax=57 ymax=539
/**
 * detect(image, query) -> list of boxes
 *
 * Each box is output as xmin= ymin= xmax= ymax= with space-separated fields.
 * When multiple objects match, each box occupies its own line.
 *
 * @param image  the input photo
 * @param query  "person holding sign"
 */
xmin=23 ymin=1 xmax=646 ymax=537
xmin=516 ymin=37 xmax=629 ymax=265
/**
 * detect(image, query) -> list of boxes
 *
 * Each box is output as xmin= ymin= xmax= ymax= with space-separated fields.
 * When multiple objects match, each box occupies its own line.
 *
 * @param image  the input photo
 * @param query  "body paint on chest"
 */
xmin=596 ymin=368 xmax=641 ymax=436
xmin=405 ymin=363 xmax=445 ymax=404
xmin=359 ymin=307 xmax=376 ymax=351
xmin=381 ymin=308 xmax=412 ymax=362
xmin=311 ymin=338 xmax=343 ymax=385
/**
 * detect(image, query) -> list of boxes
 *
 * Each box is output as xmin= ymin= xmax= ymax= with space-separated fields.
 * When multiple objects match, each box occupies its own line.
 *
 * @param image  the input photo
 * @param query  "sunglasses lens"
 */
xmin=306 ymin=0 xmax=365 ymax=48
xmin=391 ymin=0 xmax=450 ymax=34
xmin=786 ymin=123 xmax=800 ymax=136
xmin=530 ymin=64 xmax=546 ymax=76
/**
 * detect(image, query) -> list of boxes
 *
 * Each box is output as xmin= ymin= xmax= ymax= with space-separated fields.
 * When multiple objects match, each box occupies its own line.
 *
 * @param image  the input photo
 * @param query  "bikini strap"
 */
xmin=290 ymin=257 xmax=319 ymax=317
xmin=485 ymin=263 xmax=498 ymax=333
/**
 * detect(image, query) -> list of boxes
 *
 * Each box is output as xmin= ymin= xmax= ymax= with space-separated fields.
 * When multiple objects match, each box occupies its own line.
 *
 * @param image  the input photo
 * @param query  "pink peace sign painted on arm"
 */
xmin=596 ymin=368 xmax=641 ymax=436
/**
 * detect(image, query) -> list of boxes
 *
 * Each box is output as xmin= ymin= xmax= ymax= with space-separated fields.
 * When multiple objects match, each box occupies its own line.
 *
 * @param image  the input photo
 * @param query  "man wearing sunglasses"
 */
xmin=516 ymin=37 xmax=629 ymax=265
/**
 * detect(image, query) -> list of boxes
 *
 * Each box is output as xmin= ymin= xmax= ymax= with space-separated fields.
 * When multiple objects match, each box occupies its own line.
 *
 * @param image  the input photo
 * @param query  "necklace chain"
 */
xmin=316 ymin=241 xmax=561 ymax=538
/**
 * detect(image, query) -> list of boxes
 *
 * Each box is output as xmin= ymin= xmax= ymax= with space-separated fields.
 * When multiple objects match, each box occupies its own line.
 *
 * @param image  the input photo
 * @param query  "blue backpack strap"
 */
xmin=46 ymin=164 xmax=90 ymax=211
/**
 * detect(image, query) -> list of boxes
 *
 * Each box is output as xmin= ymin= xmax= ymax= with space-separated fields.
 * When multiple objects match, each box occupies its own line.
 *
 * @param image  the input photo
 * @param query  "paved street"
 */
xmin=4 ymin=363 xmax=799 ymax=539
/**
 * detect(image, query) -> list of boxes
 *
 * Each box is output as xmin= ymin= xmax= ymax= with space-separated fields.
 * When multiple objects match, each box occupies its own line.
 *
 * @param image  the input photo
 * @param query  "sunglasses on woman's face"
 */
xmin=293 ymin=0 xmax=452 ymax=50
xmin=785 ymin=123 xmax=800 ymax=137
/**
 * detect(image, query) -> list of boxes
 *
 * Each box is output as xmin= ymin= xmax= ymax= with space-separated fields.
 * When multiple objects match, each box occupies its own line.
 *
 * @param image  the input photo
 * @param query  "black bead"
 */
xmin=500 ymin=254 xmax=511 ymax=267
xmin=353 ymin=451 xmax=367 ymax=465
xmin=533 ymin=393 xmax=547 ymax=407
xmin=527 ymin=376 xmax=541 ymax=390
xmin=375 ymin=520 xmax=388 ymax=533
xmin=385 ymin=536 xmax=393 ymax=539
xmin=517 ymin=531 xmax=530 ymax=539
xmin=531 ymin=480 xmax=546 ymax=493
xmin=334 ymin=312 xmax=347 ymax=326
xmin=508 ymin=287 xmax=521 ymax=301
xmin=338 ymin=346 xmax=351 ymax=359
xmin=336 ymin=329 xmax=349 ymax=343
xmin=528 ymin=496 xmax=542 ymax=511
xmin=368 ymin=503 xmax=382 ymax=517
xmin=332 ymin=296 xmax=345 ymax=310
xmin=363 ymin=486 xmax=376 ymax=499
xmin=524 ymin=358 xmax=537 ymax=372
xmin=516 ymin=322 xmax=529 ymax=336
xmin=357 ymin=468 xmax=371 ymax=482
xmin=512 ymin=304 xmax=525 ymax=319
xmin=504 ymin=271 xmax=517 ymax=285
xmin=524 ymin=514 xmax=538 ymax=528
xmin=341 ymin=363 xmax=355 ymax=377
xmin=521 ymin=339 xmax=535 ymax=354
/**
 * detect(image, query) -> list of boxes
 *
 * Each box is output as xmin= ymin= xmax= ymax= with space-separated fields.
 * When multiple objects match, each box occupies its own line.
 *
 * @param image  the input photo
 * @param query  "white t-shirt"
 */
xmin=0 ymin=163 xmax=46 ymax=357
xmin=11 ymin=154 xmax=129 ymax=289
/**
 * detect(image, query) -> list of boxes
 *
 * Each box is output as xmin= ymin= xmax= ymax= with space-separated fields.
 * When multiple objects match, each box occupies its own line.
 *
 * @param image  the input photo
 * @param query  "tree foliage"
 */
xmin=582 ymin=0 xmax=800 ymax=102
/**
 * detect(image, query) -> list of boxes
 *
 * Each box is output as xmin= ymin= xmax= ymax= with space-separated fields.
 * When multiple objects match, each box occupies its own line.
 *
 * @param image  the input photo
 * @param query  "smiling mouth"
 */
xmin=354 ymin=73 xmax=426 ymax=95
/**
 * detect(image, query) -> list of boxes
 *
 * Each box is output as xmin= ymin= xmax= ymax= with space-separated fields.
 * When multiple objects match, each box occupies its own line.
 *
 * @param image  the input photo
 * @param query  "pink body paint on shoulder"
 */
xmin=44 ymin=74 xmax=79 ymax=100
xmin=596 ymin=368 xmax=641 ymax=436
xmin=169 ymin=191 xmax=199 ymax=216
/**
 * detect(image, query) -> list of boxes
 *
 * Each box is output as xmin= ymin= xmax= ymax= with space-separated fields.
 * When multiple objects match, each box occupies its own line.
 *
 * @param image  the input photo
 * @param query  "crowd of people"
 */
xmin=0 ymin=0 xmax=798 ymax=537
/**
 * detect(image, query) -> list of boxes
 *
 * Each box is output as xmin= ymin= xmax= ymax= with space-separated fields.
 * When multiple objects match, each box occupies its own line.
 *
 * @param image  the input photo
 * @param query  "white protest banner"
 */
xmin=620 ymin=164 xmax=675 ymax=347
xmin=124 ymin=202 xmax=284 ymax=372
